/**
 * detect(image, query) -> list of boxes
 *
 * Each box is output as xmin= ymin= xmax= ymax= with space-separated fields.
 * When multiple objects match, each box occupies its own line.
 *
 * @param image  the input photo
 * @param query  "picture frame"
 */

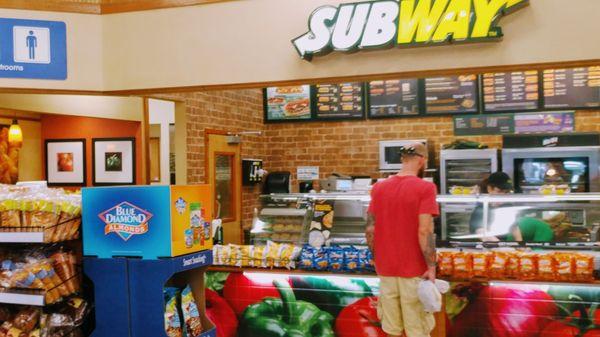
xmin=92 ymin=137 xmax=136 ymax=186
xmin=45 ymin=139 xmax=86 ymax=186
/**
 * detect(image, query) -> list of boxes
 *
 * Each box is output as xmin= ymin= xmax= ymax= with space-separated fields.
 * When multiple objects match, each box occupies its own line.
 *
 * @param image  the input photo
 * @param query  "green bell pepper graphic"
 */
xmin=240 ymin=280 xmax=335 ymax=337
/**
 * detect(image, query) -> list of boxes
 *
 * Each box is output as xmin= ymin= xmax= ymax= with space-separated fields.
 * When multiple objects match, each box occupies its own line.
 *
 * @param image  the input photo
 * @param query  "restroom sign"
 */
xmin=293 ymin=0 xmax=529 ymax=60
xmin=0 ymin=18 xmax=66 ymax=79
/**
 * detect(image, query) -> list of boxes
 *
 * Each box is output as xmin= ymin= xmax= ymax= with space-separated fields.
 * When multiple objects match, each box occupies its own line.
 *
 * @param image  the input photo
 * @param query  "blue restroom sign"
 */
xmin=0 ymin=18 xmax=66 ymax=80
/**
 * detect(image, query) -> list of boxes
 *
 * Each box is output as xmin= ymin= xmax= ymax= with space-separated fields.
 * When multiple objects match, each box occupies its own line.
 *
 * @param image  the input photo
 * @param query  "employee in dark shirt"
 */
xmin=469 ymin=172 xmax=513 ymax=238
xmin=470 ymin=172 xmax=554 ymax=242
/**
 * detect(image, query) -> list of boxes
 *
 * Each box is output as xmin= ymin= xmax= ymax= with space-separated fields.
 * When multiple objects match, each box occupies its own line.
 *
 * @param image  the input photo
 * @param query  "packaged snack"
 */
xmin=488 ymin=251 xmax=509 ymax=279
xmin=358 ymin=248 xmax=375 ymax=273
xmin=328 ymin=246 xmax=344 ymax=272
xmin=313 ymin=247 xmax=329 ymax=271
xmin=574 ymin=254 xmax=594 ymax=282
xmin=250 ymin=245 xmax=265 ymax=268
xmin=298 ymin=245 xmax=316 ymax=270
xmin=0 ymin=196 xmax=21 ymax=229
xmin=164 ymin=288 xmax=183 ymax=337
xmin=437 ymin=252 xmax=454 ymax=277
xmin=229 ymin=245 xmax=242 ymax=267
xmin=0 ymin=321 xmax=13 ymax=336
xmin=12 ymin=307 xmax=39 ymax=333
xmin=5 ymin=327 xmax=25 ymax=337
xmin=239 ymin=245 xmax=252 ymax=267
xmin=472 ymin=252 xmax=491 ymax=278
xmin=27 ymin=330 xmax=39 ymax=337
xmin=181 ymin=286 xmax=203 ymax=337
xmin=518 ymin=253 xmax=538 ymax=281
xmin=452 ymin=252 xmax=473 ymax=279
xmin=265 ymin=242 xmax=281 ymax=268
xmin=343 ymin=247 xmax=360 ymax=273
xmin=505 ymin=252 xmax=520 ymax=278
xmin=313 ymin=200 xmax=335 ymax=230
xmin=537 ymin=254 xmax=555 ymax=281
xmin=279 ymin=244 xmax=300 ymax=269
xmin=554 ymin=253 xmax=574 ymax=282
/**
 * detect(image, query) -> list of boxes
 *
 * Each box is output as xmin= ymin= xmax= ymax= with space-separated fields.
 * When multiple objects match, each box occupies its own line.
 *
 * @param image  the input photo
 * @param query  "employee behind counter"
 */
xmin=469 ymin=172 xmax=555 ymax=242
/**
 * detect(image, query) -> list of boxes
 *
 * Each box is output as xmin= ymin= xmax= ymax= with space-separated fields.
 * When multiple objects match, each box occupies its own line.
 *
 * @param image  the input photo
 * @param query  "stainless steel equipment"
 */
xmin=440 ymin=149 xmax=499 ymax=194
xmin=502 ymin=133 xmax=600 ymax=193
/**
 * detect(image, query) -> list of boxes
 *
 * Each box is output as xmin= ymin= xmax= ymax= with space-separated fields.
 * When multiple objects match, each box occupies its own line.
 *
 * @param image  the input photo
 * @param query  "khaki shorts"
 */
xmin=377 ymin=276 xmax=435 ymax=337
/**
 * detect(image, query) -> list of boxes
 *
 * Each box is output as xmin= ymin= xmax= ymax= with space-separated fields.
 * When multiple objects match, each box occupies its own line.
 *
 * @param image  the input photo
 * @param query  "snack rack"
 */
xmin=84 ymin=250 xmax=216 ymax=337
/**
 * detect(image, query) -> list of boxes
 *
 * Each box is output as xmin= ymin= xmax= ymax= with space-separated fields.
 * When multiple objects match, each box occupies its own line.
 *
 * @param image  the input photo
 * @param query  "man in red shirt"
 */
xmin=366 ymin=143 xmax=439 ymax=337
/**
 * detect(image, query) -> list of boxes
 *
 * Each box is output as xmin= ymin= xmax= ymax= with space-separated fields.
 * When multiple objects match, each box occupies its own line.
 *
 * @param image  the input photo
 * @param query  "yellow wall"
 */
xmin=0 ymin=0 xmax=599 ymax=91
xmin=0 ymin=94 xmax=143 ymax=121
xmin=0 ymin=9 xmax=103 ymax=91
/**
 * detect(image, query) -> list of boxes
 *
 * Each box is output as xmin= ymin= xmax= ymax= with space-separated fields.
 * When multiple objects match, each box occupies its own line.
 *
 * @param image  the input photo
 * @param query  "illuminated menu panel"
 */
xmin=544 ymin=67 xmax=600 ymax=109
xmin=368 ymin=79 xmax=419 ymax=117
xmin=264 ymin=85 xmax=311 ymax=121
xmin=425 ymin=75 xmax=478 ymax=114
xmin=483 ymin=71 xmax=539 ymax=112
xmin=315 ymin=82 xmax=364 ymax=119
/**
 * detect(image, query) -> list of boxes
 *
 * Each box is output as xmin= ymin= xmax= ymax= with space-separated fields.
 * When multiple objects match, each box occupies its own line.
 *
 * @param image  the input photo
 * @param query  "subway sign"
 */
xmin=293 ymin=0 xmax=529 ymax=60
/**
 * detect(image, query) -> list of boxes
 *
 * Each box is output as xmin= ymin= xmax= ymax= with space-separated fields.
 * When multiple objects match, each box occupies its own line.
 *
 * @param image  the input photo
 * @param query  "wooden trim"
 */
xmin=103 ymin=59 xmax=600 ymax=95
xmin=0 ymin=1 xmax=101 ymax=14
xmin=100 ymin=0 xmax=239 ymax=14
xmin=0 ymin=0 xmax=237 ymax=15
xmin=143 ymin=98 xmax=151 ymax=185
xmin=0 ymin=59 xmax=597 ymax=96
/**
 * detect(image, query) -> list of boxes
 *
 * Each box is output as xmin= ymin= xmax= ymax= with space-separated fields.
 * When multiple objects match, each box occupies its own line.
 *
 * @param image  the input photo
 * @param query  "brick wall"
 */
xmin=155 ymin=90 xmax=266 ymax=231
xmin=156 ymin=88 xmax=600 ymax=231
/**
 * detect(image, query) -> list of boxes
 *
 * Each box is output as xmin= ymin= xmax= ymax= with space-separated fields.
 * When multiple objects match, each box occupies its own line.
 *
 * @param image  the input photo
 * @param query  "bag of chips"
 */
xmin=358 ymin=248 xmax=375 ymax=273
xmin=181 ymin=285 xmax=203 ymax=337
xmin=553 ymin=253 xmax=574 ymax=282
xmin=537 ymin=254 xmax=555 ymax=281
xmin=164 ymin=288 xmax=183 ymax=337
xmin=298 ymin=245 xmax=316 ymax=270
xmin=314 ymin=247 xmax=330 ymax=271
xmin=343 ymin=247 xmax=360 ymax=273
xmin=573 ymin=254 xmax=594 ymax=282
xmin=505 ymin=252 xmax=520 ymax=279
xmin=452 ymin=252 xmax=473 ymax=279
xmin=518 ymin=253 xmax=538 ymax=281
xmin=328 ymin=246 xmax=344 ymax=273
xmin=488 ymin=251 xmax=509 ymax=279
xmin=251 ymin=245 xmax=267 ymax=268
xmin=472 ymin=252 xmax=491 ymax=278
xmin=437 ymin=252 xmax=454 ymax=277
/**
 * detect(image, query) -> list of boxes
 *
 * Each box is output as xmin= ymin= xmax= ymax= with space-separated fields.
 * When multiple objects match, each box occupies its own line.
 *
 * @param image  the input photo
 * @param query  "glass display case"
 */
xmin=439 ymin=193 xmax=600 ymax=248
xmin=251 ymin=193 xmax=370 ymax=246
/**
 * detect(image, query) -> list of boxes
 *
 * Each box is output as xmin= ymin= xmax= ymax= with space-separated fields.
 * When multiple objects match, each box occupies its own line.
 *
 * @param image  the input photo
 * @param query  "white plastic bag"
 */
xmin=418 ymin=279 xmax=450 ymax=313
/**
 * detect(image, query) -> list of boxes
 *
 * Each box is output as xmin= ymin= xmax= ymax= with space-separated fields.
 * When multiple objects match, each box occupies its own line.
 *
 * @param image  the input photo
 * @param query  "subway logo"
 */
xmin=293 ymin=0 xmax=529 ymax=60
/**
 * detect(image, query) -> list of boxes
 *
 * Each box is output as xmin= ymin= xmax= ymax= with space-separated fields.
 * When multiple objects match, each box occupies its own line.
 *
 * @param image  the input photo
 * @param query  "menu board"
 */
xmin=543 ymin=67 xmax=600 ymax=109
xmin=368 ymin=79 xmax=420 ymax=117
xmin=315 ymin=82 xmax=364 ymax=119
xmin=454 ymin=114 xmax=514 ymax=136
xmin=425 ymin=75 xmax=478 ymax=114
xmin=483 ymin=71 xmax=539 ymax=112
xmin=264 ymin=85 xmax=312 ymax=121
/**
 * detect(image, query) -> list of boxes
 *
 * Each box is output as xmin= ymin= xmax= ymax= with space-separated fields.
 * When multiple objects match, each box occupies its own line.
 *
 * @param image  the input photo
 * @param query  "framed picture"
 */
xmin=45 ymin=139 xmax=86 ymax=186
xmin=92 ymin=137 xmax=136 ymax=186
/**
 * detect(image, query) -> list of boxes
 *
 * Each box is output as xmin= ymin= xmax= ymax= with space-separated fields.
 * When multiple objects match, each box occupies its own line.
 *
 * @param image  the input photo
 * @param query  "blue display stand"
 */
xmin=84 ymin=250 xmax=216 ymax=337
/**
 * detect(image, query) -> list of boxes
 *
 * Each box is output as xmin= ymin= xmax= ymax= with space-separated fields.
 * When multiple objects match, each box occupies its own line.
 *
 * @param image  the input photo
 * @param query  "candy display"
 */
xmin=0 ymin=248 xmax=79 ymax=305
xmin=213 ymin=242 xmax=301 ymax=270
xmin=0 ymin=186 xmax=81 ymax=243
xmin=0 ymin=299 xmax=88 ymax=337
xmin=437 ymin=250 xmax=596 ymax=283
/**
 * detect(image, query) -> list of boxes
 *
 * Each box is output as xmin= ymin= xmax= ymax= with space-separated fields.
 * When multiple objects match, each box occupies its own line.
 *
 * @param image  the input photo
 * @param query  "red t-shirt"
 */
xmin=368 ymin=175 xmax=439 ymax=277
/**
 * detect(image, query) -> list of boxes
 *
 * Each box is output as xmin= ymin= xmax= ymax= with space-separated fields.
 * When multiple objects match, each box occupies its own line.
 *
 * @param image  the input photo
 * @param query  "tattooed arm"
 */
xmin=365 ymin=212 xmax=375 ymax=256
xmin=419 ymin=213 xmax=436 ymax=281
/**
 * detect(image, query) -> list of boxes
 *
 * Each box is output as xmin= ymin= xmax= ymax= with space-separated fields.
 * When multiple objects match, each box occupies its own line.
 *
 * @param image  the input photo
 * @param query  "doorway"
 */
xmin=206 ymin=130 xmax=242 ymax=245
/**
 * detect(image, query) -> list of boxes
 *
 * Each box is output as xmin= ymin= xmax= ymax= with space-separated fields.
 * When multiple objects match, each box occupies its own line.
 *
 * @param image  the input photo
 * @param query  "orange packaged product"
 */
xmin=518 ymin=253 xmax=538 ymax=281
xmin=50 ymin=253 xmax=76 ymax=294
xmin=537 ymin=254 xmax=555 ymax=281
xmin=505 ymin=252 xmax=520 ymax=278
xmin=437 ymin=252 xmax=454 ymax=277
xmin=472 ymin=252 xmax=491 ymax=278
xmin=488 ymin=251 xmax=510 ymax=279
xmin=573 ymin=254 xmax=594 ymax=282
xmin=452 ymin=252 xmax=473 ymax=280
xmin=554 ymin=253 xmax=574 ymax=282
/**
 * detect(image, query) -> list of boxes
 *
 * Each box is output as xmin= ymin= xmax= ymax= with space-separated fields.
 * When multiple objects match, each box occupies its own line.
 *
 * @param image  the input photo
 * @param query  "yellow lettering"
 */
xmin=397 ymin=0 xmax=450 ymax=44
xmin=472 ymin=0 xmax=508 ymax=38
xmin=432 ymin=0 xmax=472 ymax=42
xmin=507 ymin=0 xmax=527 ymax=9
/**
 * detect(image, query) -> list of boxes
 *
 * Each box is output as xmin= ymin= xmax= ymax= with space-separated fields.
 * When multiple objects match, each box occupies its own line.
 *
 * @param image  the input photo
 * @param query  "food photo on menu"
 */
xmin=315 ymin=83 xmax=364 ymax=119
xmin=265 ymin=85 xmax=311 ymax=121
